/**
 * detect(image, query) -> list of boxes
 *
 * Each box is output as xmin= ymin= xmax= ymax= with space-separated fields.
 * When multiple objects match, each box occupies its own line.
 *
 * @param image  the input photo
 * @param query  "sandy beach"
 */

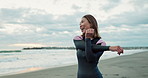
xmin=0 ymin=51 xmax=147 ymax=78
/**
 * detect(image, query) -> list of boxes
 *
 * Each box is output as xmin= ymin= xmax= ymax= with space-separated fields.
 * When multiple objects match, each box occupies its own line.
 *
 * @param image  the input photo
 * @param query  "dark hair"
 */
xmin=82 ymin=14 xmax=101 ymax=38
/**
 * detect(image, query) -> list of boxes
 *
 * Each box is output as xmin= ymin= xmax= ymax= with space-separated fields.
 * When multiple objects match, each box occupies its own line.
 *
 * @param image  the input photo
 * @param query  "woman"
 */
xmin=73 ymin=14 xmax=123 ymax=78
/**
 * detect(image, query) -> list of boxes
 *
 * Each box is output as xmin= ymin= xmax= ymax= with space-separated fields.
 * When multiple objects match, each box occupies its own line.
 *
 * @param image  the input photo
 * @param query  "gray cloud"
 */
xmin=100 ymin=3 xmax=148 ymax=26
xmin=102 ymin=0 xmax=122 ymax=11
xmin=100 ymin=24 xmax=148 ymax=47
xmin=132 ymin=0 xmax=148 ymax=7
xmin=0 ymin=8 xmax=86 ymax=26
xmin=0 ymin=8 xmax=28 ymax=23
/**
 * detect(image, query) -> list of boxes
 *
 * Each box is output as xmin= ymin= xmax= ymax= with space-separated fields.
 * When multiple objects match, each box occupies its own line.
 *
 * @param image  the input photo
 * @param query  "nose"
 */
xmin=80 ymin=23 xmax=84 ymax=28
xmin=80 ymin=25 xmax=84 ymax=29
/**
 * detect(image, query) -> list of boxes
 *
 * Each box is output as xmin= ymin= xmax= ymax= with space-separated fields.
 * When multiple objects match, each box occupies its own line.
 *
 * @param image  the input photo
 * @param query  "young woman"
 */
xmin=73 ymin=14 xmax=123 ymax=78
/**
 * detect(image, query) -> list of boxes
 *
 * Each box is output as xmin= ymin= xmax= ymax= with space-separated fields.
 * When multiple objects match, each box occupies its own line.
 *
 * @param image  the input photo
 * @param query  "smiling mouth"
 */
xmin=81 ymin=28 xmax=86 ymax=33
xmin=81 ymin=28 xmax=84 ymax=31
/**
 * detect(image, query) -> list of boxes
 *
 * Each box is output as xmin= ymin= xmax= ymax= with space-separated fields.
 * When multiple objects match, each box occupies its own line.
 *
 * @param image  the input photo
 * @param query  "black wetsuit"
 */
xmin=73 ymin=37 xmax=110 ymax=78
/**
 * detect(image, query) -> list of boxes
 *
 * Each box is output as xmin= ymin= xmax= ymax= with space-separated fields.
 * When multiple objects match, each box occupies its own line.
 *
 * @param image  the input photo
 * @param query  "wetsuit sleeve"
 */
xmin=73 ymin=40 xmax=110 ymax=51
xmin=85 ymin=38 xmax=97 ymax=62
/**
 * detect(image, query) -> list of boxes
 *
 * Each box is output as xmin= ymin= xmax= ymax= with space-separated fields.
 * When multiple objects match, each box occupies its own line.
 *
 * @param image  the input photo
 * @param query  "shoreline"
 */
xmin=0 ymin=51 xmax=148 ymax=78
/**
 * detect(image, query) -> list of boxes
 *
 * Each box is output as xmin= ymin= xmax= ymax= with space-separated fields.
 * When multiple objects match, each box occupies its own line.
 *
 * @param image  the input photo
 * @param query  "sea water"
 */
xmin=0 ymin=49 xmax=147 ymax=76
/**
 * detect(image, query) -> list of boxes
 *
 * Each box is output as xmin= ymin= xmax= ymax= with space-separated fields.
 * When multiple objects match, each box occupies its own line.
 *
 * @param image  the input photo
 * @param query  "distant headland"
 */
xmin=0 ymin=47 xmax=147 ymax=53
xmin=22 ymin=46 xmax=148 ymax=50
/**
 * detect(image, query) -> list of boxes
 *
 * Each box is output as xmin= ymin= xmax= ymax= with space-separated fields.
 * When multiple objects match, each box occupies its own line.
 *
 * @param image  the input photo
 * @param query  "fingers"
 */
xmin=86 ymin=28 xmax=94 ymax=34
xmin=110 ymin=46 xmax=124 ymax=55
xmin=109 ymin=46 xmax=124 ymax=55
xmin=117 ymin=46 xmax=124 ymax=55
xmin=85 ymin=28 xmax=94 ymax=38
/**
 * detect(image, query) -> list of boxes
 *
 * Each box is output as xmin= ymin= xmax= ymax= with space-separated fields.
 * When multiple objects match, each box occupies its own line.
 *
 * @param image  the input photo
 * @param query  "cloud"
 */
xmin=100 ymin=24 xmax=148 ymax=46
xmin=0 ymin=23 xmax=46 ymax=35
xmin=100 ymin=0 xmax=148 ymax=26
xmin=101 ymin=0 xmax=122 ymax=11
xmin=0 ymin=0 xmax=82 ymax=15
xmin=0 ymin=8 xmax=26 ymax=23
xmin=0 ymin=8 xmax=87 ymax=26
xmin=0 ymin=8 xmax=52 ymax=24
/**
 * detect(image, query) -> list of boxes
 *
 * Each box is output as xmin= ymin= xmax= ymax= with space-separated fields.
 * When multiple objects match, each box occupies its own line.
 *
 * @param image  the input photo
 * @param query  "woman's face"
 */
xmin=80 ymin=17 xmax=91 ymax=33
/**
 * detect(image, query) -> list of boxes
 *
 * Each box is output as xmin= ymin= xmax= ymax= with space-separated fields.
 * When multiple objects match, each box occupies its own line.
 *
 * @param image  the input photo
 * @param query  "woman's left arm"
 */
xmin=85 ymin=38 xmax=97 ymax=62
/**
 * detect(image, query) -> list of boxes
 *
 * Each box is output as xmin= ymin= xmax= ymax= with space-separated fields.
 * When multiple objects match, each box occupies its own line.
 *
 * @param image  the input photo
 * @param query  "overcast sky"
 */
xmin=0 ymin=0 xmax=148 ymax=50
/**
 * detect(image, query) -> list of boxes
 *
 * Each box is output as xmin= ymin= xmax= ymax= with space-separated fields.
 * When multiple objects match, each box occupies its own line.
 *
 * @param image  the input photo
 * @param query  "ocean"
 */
xmin=0 ymin=49 xmax=147 ymax=76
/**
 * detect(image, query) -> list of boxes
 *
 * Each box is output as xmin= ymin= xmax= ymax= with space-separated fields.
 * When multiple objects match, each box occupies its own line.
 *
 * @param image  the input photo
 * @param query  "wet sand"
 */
xmin=0 ymin=51 xmax=147 ymax=78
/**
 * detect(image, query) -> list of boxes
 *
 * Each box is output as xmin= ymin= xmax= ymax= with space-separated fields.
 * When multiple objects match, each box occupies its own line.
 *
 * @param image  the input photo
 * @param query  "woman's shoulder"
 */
xmin=73 ymin=35 xmax=83 ymax=40
xmin=96 ymin=39 xmax=106 ymax=46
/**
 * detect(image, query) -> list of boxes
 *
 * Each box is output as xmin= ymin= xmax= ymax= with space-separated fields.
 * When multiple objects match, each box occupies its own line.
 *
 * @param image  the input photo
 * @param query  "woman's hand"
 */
xmin=85 ymin=28 xmax=94 ymax=38
xmin=109 ymin=46 xmax=124 ymax=55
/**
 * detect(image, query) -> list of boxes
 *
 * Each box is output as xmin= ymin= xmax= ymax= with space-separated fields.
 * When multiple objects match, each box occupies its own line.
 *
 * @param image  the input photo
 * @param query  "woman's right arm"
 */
xmin=73 ymin=40 xmax=123 ymax=55
xmin=73 ymin=39 xmax=110 ymax=51
xmin=73 ymin=36 xmax=123 ymax=55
